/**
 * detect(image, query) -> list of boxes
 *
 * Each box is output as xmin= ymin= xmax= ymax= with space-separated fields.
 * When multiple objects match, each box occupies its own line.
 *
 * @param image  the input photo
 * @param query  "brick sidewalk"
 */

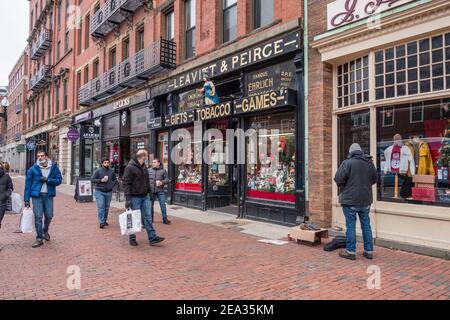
xmin=0 ymin=179 xmax=449 ymax=300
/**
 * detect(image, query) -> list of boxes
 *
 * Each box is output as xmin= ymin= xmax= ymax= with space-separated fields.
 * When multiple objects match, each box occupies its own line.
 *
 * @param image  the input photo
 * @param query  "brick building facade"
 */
xmin=309 ymin=0 xmax=450 ymax=257
xmin=0 ymin=50 xmax=29 ymax=174
xmin=72 ymin=0 xmax=305 ymax=225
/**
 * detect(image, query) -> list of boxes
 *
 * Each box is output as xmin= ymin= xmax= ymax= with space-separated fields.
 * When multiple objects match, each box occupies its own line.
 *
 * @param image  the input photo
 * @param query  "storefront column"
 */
xmin=58 ymin=127 xmax=71 ymax=184
xmin=294 ymin=51 xmax=307 ymax=223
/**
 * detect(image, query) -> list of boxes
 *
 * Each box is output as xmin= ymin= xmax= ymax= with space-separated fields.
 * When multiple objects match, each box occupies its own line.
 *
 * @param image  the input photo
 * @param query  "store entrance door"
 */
xmin=205 ymin=120 xmax=234 ymax=211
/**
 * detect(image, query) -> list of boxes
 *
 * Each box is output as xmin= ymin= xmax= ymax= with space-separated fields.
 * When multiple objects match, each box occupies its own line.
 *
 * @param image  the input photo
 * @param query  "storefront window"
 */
xmin=338 ymin=110 xmax=371 ymax=165
xmin=158 ymin=132 xmax=169 ymax=170
xmin=375 ymin=32 xmax=450 ymax=100
xmin=174 ymin=126 xmax=202 ymax=192
xmin=92 ymin=141 xmax=101 ymax=171
xmin=246 ymin=112 xmax=296 ymax=202
xmin=73 ymin=141 xmax=80 ymax=178
xmin=377 ymin=98 xmax=450 ymax=206
xmin=206 ymin=120 xmax=229 ymax=188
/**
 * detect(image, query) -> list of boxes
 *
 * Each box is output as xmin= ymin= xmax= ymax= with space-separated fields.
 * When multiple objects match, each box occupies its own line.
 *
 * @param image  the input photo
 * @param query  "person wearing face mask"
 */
xmin=122 ymin=150 xmax=165 ymax=247
xmin=24 ymin=151 xmax=62 ymax=248
xmin=91 ymin=158 xmax=117 ymax=229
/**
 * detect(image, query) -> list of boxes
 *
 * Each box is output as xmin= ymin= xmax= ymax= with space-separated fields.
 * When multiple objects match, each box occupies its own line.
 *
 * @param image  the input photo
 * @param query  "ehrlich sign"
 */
xmin=327 ymin=0 xmax=417 ymax=30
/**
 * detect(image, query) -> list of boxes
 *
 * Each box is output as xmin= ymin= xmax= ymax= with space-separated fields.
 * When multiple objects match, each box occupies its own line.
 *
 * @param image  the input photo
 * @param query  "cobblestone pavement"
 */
xmin=0 ymin=178 xmax=449 ymax=300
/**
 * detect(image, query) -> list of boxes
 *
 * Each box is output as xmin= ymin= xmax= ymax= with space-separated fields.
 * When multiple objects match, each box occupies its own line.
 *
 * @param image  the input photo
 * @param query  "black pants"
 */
xmin=400 ymin=175 xmax=414 ymax=199
xmin=0 ymin=203 xmax=6 ymax=229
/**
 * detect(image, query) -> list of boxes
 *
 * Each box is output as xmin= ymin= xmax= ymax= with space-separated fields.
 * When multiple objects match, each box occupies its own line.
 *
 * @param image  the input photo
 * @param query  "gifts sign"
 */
xmin=327 ymin=0 xmax=417 ymax=30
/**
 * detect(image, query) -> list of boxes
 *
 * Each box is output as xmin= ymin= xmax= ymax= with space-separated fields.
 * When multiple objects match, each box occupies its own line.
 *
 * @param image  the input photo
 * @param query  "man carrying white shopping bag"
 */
xmin=0 ymin=165 xmax=14 ymax=251
xmin=122 ymin=150 xmax=165 ymax=247
xmin=24 ymin=151 xmax=62 ymax=248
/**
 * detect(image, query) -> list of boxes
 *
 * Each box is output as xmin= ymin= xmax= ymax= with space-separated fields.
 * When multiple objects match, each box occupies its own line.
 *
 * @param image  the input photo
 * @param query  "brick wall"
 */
xmin=307 ymin=0 xmax=333 ymax=227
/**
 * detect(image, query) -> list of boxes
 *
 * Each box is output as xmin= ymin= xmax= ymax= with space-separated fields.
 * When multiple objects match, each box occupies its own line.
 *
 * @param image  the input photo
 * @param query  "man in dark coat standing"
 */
xmin=148 ymin=158 xmax=171 ymax=224
xmin=0 ymin=165 xmax=13 ymax=251
xmin=122 ymin=150 xmax=165 ymax=247
xmin=334 ymin=143 xmax=378 ymax=260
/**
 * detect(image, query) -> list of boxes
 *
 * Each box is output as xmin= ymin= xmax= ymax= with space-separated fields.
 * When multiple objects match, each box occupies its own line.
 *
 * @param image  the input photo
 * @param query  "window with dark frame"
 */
xmin=253 ymin=0 xmax=274 ymax=30
xmin=63 ymin=79 xmax=68 ymax=111
xmin=85 ymin=14 xmax=90 ymax=49
xmin=122 ymin=37 xmax=130 ymax=60
xmin=93 ymin=58 xmax=99 ymax=78
xmin=47 ymin=90 xmax=51 ymax=118
xmin=84 ymin=65 xmax=89 ymax=84
xmin=185 ymin=0 xmax=196 ymax=60
xmin=222 ymin=0 xmax=237 ymax=44
xmin=65 ymin=30 xmax=70 ymax=53
xmin=55 ymin=84 xmax=60 ymax=114
xmin=109 ymin=47 xmax=117 ymax=68
xmin=136 ymin=27 xmax=145 ymax=52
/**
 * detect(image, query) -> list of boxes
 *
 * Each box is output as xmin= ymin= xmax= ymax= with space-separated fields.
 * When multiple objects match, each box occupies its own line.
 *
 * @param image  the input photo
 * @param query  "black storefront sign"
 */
xmin=195 ymin=101 xmax=233 ymax=121
xmin=151 ymin=31 xmax=301 ymax=97
xmin=82 ymin=125 xmax=100 ymax=140
xmin=178 ymin=89 xmax=204 ymax=112
xmin=148 ymin=116 xmax=163 ymax=129
xmin=246 ymin=61 xmax=296 ymax=96
xmin=235 ymin=89 xmax=297 ymax=115
xmin=130 ymin=107 xmax=149 ymax=135
xmin=165 ymin=110 xmax=195 ymax=127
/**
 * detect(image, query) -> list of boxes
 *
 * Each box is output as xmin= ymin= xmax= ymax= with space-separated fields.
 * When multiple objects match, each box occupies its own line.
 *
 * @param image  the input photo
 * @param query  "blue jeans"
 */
xmin=32 ymin=194 xmax=54 ymax=241
xmin=151 ymin=192 xmax=168 ymax=222
xmin=129 ymin=195 xmax=156 ymax=243
xmin=95 ymin=190 xmax=113 ymax=224
xmin=342 ymin=206 xmax=374 ymax=254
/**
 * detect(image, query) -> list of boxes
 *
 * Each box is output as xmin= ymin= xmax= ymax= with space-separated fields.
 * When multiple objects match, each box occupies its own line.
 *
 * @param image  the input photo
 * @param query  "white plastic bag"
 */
xmin=119 ymin=209 xmax=142 ymax=236
xmin=10 ymin=193 xmax=23 ymax=214
xmin=20 ymin=207 xmax=34 ymax=233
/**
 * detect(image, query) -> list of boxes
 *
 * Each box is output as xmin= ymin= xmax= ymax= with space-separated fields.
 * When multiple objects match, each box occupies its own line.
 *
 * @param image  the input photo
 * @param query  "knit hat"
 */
xmin=349 ymin=143 xmax=362 ymax=154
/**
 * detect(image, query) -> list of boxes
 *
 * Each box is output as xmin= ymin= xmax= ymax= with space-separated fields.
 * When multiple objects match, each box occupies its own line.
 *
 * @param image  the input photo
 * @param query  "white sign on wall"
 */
xmin=327 ymin=0 xmax=417 ymax=30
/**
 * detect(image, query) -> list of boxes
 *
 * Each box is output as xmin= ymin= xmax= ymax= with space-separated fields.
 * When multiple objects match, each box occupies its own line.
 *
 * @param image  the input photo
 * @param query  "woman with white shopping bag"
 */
xmin=0 ymin=165 xmax=14 ymax=251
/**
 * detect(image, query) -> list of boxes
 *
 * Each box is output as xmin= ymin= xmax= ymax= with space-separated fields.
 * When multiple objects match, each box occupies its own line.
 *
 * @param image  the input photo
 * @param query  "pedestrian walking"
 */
xmin=148 ymin=158 xmax=171 ymax=224
xmin=0 ymin=165 xmax=13 ymax=251
xmin=24 ymin=151 xmax=62 ymax=248
xmin=2 ymin=162 xmax=10 ymax=173
xmin=122 ymin=150 xmax=165 ymax=247
xmin=334 ymin=143 xmax=378 ymax=260
xmin=91 ymin=158 xmax=117 ymax=229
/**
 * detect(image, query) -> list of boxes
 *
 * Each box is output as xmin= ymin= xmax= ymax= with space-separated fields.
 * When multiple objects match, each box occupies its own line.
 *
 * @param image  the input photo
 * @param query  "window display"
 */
xmin=377 ymin=98 xmax=450 ymax=206
xmin=246 ymin=112 xmax=296 ymax=202
xmin=175 ymin=127 xmax=202 ymax=192
xmin=206 ymin=121 xmax=229 ymax=188
xmin=338 ymin=110 xmax=370 ymax=165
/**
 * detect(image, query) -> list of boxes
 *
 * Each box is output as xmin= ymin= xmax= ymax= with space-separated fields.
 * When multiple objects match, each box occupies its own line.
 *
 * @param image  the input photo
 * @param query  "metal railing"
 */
xmin=31 ymin=28 xmax=52 ymax=60
xmin=79 ymin=39 xmax=176 ymax=105
xmin=30 ymin=65 xmax=51 ymax=91
xmin=91 ymin=0 xmax=150 ymax=38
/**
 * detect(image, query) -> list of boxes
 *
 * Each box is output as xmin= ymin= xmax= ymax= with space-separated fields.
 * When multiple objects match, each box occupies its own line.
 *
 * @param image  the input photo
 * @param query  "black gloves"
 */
xmin=24 ymin=201 xmax=30 ymax=208
xmin=125 ymin=199 xmax=131 ymax=210
xmin=40 ymin=176 xmax=48 ymax=183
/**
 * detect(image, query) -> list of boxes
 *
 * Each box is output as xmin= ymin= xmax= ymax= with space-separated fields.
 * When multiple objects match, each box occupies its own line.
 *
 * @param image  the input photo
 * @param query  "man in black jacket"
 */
xmin=91 ymin=159 xmax=117 ymax=228
xmin=148 ymin=158 xmax=171 ymax=224
xmin=334 ymin=143 xmax=378 ymax=261
xmin=0 ymin=165 xmax=13 ymax=251
xmin=122 ymin=150 xmax=164 ymax=247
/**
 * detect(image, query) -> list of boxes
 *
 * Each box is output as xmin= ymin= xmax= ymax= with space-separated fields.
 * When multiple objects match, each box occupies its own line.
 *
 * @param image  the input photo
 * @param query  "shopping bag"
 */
xmin=10 ymin=193 xmax=23 ymax=214
xmin=119 ymin=209 xmax=142 ymax=236
xmin=20 ymin=207 xmax=34 ymax=233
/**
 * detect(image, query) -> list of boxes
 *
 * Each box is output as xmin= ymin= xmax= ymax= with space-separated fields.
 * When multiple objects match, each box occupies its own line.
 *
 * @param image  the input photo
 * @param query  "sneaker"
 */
xmin=99 ymin=224 xmax=105 ymax=229
xmin=363 ymin=252 xmax=374 ymax=260
xmin=129 ymin=239 xmax=138 ymax=246
xmin=43 ymin=233 xmax=51 ymax=241
xmin=163 ymin=219 xmax=171 ymax=225
xmin=339 ymin=250 xmax=356 ymax=260
xmin=32 ymin=240 xmax=44 ymax=248
xmin=149 ymin=236 xmax=165 ymax=245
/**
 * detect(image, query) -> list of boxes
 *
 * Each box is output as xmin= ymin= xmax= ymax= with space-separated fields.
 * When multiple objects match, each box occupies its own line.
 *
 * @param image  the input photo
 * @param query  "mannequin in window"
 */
xmin=383 ymin=133 xmax=415 ymax=198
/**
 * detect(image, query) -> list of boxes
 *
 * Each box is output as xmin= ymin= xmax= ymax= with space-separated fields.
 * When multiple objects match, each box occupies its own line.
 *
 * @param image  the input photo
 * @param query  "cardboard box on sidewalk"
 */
xmin=288 ymin=226 xmax=329 ymax=246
